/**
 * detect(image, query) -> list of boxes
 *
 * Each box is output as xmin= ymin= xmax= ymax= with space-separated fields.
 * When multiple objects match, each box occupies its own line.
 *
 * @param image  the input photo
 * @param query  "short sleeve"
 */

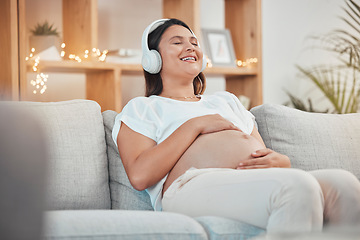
xmin=219 ymin=91 xmax=256 ymax=134
xmin=112 ymin=97 xmax=158 ymax=147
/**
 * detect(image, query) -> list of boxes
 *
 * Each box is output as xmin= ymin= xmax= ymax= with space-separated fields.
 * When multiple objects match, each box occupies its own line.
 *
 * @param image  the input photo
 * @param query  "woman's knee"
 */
xmin=267 ymin=169 xmax=324 ymax=231
xmin=310 ymin=169 xmax=360 ymax=207
xmin=310 ymin=169 xmax=360 ymax=225
xmin=277 ymin=169 xmax=324 ymax=205
xmin=310 ymin=169 xmax=360 ymax=195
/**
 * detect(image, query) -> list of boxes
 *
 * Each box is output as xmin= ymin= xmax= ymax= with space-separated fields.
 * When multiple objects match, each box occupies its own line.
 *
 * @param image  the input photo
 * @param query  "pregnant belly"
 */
xmin=162 ymin=130 xmax=265 ymax=193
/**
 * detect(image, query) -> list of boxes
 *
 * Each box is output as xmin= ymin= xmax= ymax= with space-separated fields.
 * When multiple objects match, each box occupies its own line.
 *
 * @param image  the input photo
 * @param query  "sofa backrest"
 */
xmin=102 ymin=110 xmax=153 ymax=210
xmin=251 ymin=104 xmax=360 ymax=180
xmin=12 ymin=100 xmax=111 ymax=210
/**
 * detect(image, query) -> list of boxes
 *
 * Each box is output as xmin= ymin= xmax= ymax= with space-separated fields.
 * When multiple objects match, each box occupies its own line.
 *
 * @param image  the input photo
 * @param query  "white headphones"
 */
xmin=141 ymin=19 xmax=207 ymax=74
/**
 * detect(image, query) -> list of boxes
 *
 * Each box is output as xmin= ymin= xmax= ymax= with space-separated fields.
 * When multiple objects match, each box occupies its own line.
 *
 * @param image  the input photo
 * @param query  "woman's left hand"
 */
xmin=236 ymin=148 xmax=291 ymax=169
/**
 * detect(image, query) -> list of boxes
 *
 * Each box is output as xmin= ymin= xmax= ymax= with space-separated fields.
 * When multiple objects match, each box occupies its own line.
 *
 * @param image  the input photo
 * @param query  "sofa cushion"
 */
xmin=18 ymin=100 xmax=110 ymax=210
xmin=0 ymin=105 xmax=47 ymax=240
xmin=196 ymin=216 xmax=265 ymax=240
xmin=250 ymin=104 xmax=360 ymax=179
xmin=43 ymin=210 xmax=208 ymax=240
xmin=102 ymin=110 xmax=153 ymax=210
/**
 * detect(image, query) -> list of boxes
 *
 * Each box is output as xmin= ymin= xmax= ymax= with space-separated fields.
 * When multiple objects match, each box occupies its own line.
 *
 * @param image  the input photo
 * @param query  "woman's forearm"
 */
xmin=122 ymin=114 xmax=241 ymax=191
xmin=130 ymin=118 xmax=200 ymax=190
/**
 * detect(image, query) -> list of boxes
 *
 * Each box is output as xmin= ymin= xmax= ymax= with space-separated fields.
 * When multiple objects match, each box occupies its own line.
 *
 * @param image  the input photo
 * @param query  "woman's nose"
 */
xmin=185 ymin=42 xmax=195 ymax=52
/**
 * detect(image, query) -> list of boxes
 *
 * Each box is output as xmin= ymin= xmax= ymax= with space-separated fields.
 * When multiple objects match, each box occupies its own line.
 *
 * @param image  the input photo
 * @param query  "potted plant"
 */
xmin=29 ymin=21 xmax=61 ymax=54
xmin=286 ymin=0 xmax=360 ymax=113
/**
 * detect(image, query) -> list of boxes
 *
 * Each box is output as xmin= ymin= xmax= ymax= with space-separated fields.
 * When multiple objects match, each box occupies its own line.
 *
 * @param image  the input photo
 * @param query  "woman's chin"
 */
xmin=183 ymin=66 xmax=202 ymax=76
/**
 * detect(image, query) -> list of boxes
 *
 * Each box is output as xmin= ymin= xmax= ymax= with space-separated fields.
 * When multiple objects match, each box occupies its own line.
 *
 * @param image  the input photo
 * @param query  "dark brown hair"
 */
xmin=144 ymin=18 xmax=206 ymax=97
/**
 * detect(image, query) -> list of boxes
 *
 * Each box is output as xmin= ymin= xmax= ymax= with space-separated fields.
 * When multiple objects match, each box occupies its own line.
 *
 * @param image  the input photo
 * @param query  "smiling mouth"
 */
xmin=181 ymin=57 xmax=196 ymax=61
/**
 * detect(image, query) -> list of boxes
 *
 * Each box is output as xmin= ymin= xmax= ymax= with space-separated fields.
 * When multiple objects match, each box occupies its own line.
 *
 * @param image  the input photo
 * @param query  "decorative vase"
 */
xmin=29 ymin=35 xmax=61 ymax=54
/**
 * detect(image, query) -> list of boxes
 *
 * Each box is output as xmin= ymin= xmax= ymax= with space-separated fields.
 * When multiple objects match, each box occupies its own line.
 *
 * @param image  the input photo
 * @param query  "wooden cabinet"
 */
xmin=0 ymin=0 xmax=19 ymax=101
xmin=225 ymin=0 xmax=262 ymax=107
xmin=1 ymin=0 xmax=262 ymax=111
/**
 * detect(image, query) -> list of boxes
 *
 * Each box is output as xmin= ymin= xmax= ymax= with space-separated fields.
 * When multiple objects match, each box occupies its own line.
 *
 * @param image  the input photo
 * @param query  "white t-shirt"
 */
xmin=112 ymin=91 xmax=255 ymax=211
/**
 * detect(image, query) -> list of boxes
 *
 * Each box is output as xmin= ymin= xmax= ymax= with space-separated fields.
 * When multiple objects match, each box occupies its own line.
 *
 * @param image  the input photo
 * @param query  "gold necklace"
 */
xmin=164 ymin=95 xmax=201 ymax=100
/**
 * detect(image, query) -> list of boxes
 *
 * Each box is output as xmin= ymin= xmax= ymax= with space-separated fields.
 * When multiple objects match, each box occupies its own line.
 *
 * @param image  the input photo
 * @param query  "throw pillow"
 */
xmin=250 ymin=104 xmax=360 ymax=180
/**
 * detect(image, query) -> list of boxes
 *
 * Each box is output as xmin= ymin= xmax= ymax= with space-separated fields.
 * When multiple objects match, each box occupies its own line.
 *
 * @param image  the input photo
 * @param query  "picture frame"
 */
xmin=201 ymin=28 xmax=237 ymax=67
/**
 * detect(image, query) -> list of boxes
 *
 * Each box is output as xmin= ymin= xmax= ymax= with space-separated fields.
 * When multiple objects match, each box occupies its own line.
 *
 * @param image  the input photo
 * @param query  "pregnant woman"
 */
xmin=112 ymin=18 xmax=360 ymax=233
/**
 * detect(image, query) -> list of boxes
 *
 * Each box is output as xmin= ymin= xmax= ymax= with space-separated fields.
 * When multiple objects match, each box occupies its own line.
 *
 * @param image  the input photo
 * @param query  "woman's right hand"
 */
xmin=191 ymin=114 xmax=242 ymax=135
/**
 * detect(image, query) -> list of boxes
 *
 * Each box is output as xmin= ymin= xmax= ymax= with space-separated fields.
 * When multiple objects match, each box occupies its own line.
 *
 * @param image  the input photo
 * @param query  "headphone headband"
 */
xmin=141 ymin=19 xmax=169 ymax=58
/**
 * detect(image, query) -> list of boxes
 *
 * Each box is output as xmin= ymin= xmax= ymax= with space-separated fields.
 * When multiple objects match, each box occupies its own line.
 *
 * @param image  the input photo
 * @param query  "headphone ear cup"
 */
xmin=142 ymin=50 xmax=162 ymax=74
xmin=200 ymin=55 xmax=207 ymax=72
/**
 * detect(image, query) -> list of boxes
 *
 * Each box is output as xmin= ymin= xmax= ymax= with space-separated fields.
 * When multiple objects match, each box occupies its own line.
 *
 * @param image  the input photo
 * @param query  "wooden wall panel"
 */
xmin=225 ymin=0 xmax=263 ymax=107
xmin=0 ymin=0 xmax=19 ymax=100
xmin=163 ymin=0 xmax=201 ymax=37
xmin=63 ymin=0 xmax=98 ymax=57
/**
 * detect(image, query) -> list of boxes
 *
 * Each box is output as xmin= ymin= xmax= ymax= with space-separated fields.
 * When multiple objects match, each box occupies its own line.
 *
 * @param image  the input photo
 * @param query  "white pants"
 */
xmin=162 ymin=168 xmax=360 ymax=233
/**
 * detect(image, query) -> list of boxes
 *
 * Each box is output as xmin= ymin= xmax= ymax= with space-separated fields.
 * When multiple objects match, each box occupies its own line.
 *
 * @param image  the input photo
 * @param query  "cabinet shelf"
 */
xmin=1 ymin=0 xmax=262 ymax=111
xmin=27 ymin=60 xmax=258 ymax=76
xmin=204 ymin=66 xmax=257 ymax=76
xmin=27 ymin=60 xmax=120 ymax=73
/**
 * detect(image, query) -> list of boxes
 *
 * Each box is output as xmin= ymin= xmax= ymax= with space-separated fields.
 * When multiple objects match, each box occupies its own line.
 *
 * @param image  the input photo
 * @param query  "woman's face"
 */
xmin=158 ymin=25 xmax=204 ymax=78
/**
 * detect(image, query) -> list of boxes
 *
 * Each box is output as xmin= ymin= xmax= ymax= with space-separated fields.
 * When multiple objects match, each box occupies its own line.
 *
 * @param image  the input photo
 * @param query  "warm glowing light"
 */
xmin=98 ymin=55 xmax=106 ymax=62
xmin=58 ymin=43 xmax=108 ymax=62
xmin=28 ymin=43 xmax=109 ymax=95
xmin=75 ymin=56 xmax=81 ymax=62
xmin=236 ymin=57 xmax=258 ymax=67
xmin=205 ymin=55 xmax=213 ymax=68
xmin=28 ymin=48 xmax=48 ymax=95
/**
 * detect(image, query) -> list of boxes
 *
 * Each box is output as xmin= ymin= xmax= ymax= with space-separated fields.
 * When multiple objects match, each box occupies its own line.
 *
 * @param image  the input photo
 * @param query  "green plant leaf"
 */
xmin=295 ymin=64 xmax=359 ymax=114
xmin=288 ymin=0 xmax=360 ymax=113
xmin=30 ymin=20 xmax=59 ymax=36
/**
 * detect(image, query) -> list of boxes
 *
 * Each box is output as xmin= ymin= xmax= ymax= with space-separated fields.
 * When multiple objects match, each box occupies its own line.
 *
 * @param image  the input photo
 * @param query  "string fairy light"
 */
xmin=26 ymin=42 xmax=109 ymax=95
xmin=61 ymin=44 xmax=108 ymax=62
xmin=25 ymin=48 xmax=48 ymax=95
xmin=204 ymin=55 xmax=257 ymax=69
xmin=60 ymin=43 xmax=66 ymax=57
xmin=205 ymin=55 xmax=213 ymax=68
xmin=236 ymin=58 xmax=258 ymax=67
xmin=30 ymin=73 xmax=48 ymax=94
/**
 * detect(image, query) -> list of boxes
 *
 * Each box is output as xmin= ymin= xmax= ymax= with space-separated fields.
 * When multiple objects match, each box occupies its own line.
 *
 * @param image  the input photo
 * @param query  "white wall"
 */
xmin=25 ymin=0 xmax=350 ymax=110
xmin=199 ymin=0 xmax=226 ymax=95
xmin=262 ymin=0 xmax=348 ymax=109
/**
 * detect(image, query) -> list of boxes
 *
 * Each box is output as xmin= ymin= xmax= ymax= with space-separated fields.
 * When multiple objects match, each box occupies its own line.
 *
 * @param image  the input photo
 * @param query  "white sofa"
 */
xmin=2 ymin=99 xmax=359 ymax=240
